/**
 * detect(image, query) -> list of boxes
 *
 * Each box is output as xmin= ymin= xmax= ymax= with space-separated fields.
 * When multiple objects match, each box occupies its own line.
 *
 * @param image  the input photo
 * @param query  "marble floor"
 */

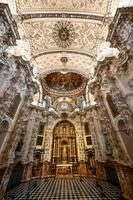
xmin=4 ymin=177 xmax=123 ymax=200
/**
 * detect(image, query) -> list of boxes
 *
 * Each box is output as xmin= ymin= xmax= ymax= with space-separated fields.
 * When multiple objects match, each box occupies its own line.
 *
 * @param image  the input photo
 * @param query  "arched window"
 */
xmin=84 ymin=122 xmax=92 ymax=146
xmin=36 ymin=122 xmax=44 ymax=146
xmin=8 ymin=94 xmax=21 ymax=119
xmin=106 ymin=93 xmax=118 ymax=118
xmin=86 ymin=136 xmax=92 ymax=145
xmin=0 ymin=120 xmax=9 ymax=148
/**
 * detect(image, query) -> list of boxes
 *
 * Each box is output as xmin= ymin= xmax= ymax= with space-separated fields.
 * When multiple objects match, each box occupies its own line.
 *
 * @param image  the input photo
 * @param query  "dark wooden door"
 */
xmin=7 ymin=163 xmax=24 ymax=190
xmin=105 ymin=165 xmax=121 ymax=189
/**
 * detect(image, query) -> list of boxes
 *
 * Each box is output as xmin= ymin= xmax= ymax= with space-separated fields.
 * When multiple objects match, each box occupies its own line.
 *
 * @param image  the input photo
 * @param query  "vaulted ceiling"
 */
xmin=15 ymin=0 xmax=112 ymax=15
xmin=9 ymin=0 xmax=120 ymax=95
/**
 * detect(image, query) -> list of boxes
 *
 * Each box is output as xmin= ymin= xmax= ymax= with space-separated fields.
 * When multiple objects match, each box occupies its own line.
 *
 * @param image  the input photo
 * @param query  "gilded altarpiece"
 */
xmin=51 ymin=121 xmax=77 ymax=165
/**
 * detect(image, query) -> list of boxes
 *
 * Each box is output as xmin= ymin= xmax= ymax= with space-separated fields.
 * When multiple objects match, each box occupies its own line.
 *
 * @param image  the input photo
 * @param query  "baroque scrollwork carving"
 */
xmin=95 ymin=95 xmax=114 ymax=157
xmin=109 ymin=87 xmax=133 ymax=138
xmin=16 ymin=0 xmax=110 ymax=15
xmin=22 ymin=20 xmax=106 ymax=56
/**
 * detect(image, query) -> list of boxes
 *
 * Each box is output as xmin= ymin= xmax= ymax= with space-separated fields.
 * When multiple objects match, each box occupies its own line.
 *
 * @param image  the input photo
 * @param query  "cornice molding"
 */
xmin=0 ymin=3 xmax=20 ymax=42
xmin=107 ymin=7 xmax=133 ymax=43
xmin=21 ymin=12 xmax=107 ymax=22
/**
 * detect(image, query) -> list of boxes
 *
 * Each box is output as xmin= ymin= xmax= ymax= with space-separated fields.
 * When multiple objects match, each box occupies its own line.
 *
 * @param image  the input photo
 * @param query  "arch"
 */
xmin=51 ymin=120 xmax=78 ymax=164
xmin=51 ymin=118 xmax=77 ymax=131
xmin=33 ymin=50 xmax=94 ymax=59
xmin=40 ymin=67 xmax=89 ymax=79
xmin=53 ymin=120 xmax=76 ymax=135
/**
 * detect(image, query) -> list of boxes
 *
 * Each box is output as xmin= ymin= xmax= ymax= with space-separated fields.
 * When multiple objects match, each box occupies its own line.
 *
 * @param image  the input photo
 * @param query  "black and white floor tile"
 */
xmin=4 ymin=177 xmax=123 ymax=200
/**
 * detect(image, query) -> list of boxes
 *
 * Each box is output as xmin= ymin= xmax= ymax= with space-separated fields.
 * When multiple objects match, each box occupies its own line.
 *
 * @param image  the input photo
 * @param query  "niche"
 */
xmin=36 ymin=122 xmax=44 ymax=146
xmin=14 ymin=136 xmax=24 ymax=161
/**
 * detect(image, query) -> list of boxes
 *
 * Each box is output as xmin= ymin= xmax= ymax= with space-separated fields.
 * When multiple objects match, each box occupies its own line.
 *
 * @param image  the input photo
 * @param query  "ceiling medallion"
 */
xmin=61 ymin=56 xmax=68 ymax=63
xmin=61 ymin=56 xmax=68 ymax=74
xmin=53 ymin=21 xmax=75 ymax=48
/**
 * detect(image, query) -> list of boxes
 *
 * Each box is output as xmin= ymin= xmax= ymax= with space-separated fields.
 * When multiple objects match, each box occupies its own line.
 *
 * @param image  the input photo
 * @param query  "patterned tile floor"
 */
xmin=4 ymin=177 xmax=123 ymax=200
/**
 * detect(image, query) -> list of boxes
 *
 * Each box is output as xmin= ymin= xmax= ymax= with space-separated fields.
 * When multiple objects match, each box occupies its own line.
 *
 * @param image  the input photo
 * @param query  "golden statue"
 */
xmin=62 ymin=145 xmax=67 ymax=160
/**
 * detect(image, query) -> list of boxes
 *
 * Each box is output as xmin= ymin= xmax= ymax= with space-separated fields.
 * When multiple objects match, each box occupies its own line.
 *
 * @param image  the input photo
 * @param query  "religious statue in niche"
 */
xmin=63 ymin=126 xmax=66 ymax=133
xmin=14 ymin=138 xmax=24 ymax=161
xmin=61 ymin=141 xmax=68 ymax=163
xmin=61 ymin=101 xmax=68 ymax=111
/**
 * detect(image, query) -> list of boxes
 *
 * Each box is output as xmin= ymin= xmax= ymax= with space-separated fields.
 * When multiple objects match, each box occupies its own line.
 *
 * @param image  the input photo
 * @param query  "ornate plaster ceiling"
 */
xmin=33 ymin=52 xmax=96 ymax=77
xmin=12 ymin=0 xmax=117 ymax=86
xmin=40 ymin=72 xmax=87 ymax=95
xmin=22 ymin=19 xmax=107 ymax=57
xmin=15 ymin=0 xmax=112 ymax=15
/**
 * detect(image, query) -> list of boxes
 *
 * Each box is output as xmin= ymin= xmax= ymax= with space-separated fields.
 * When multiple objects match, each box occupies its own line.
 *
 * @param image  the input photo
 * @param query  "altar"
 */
xmin=56 ymin=164 xmax=73 ymax=177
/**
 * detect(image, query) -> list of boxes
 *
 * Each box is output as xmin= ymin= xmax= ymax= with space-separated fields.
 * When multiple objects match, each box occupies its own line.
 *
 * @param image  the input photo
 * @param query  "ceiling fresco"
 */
xmin=40 ymin=72 xmax=87 ymax=95
xmin=9 ymin=0 xmax=120 ymax=97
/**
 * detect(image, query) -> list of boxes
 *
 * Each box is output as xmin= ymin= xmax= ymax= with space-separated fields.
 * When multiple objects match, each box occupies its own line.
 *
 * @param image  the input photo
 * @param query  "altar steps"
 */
xmin=5 ymin=177 xmax=123 ymax=200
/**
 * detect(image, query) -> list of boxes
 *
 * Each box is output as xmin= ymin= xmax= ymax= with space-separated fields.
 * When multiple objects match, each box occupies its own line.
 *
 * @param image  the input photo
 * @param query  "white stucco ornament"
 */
xmin=0 ymin=0 xmax=7 ymax=2
xmin=97 ymin=41 xmax=120 ymax=61
xmin=5 ymin=39 xmax=31 ymax=61
xmin=119 ymin=0 xmax=133 ymax=8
